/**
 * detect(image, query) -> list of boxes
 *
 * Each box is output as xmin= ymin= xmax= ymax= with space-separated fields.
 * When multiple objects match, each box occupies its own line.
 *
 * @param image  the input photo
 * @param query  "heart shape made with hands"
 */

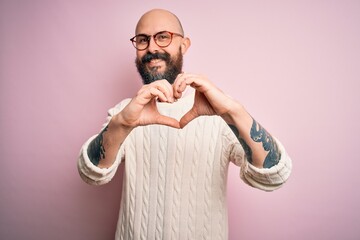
xmin=132 ymin=74 xmax=228 ymax=129
xmin=155 ymin=89 xmax=218 ymax=129
xmin=153 ymin=93 xmax=195 ymax=129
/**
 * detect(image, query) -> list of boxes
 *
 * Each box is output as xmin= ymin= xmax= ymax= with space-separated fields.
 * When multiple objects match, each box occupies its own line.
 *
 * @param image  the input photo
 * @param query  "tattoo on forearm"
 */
xmin=250 ymin=119 xmax=281 ymax=168
xmin=87 ymin=125 xmax=109 ymax=166
xmin=229 ymin=118 xmax=281 ymax=168
xmin=229 ymin=125 xmax=253 ymax=164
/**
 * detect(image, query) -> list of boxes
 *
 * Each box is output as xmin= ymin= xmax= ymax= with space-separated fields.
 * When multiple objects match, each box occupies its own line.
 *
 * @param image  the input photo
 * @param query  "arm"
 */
xmin=87 ymin=119 xmax=132 ymax=169
xmin=173 ymin=73 xmax=280 ymax=169
xmin=225 ymin=108 xmax=281 ymax=169
xmin=86 ymin=80 xmax=180 ymax=169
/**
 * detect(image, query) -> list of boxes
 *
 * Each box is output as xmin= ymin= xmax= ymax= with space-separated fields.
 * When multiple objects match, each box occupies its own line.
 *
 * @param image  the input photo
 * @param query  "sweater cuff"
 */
xmin=77 ymin=134 xmax=124 ymax=185
xmin=240 ymin=139 xmax=292 ymax=191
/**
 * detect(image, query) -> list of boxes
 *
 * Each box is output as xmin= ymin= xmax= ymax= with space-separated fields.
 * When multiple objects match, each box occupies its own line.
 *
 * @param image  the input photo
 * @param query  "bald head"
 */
xmin=133 ymin=9 xmax=191 ymax=85
xmin=135 ymin=9 xmax=184 ymax=35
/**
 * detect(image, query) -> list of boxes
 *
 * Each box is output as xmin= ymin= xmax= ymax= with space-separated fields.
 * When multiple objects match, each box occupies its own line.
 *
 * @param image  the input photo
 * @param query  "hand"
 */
xmin=173 ymin=73 xmax=239 ymax=128
xmin=114 ymin=80 xmax=180 ymax=129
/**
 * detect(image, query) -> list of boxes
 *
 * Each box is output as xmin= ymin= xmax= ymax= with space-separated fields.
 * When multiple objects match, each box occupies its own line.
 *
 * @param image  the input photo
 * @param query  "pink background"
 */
xmin=1 ymin=0 xmax=359 ymax=239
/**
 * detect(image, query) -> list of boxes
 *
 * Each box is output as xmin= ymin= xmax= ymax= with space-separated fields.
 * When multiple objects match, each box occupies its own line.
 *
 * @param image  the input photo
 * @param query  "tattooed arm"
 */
xmin=173 ymin=73 xmax=281 ymax=169
xmin=87 ymin=120 xmax=133 ymax=169
xmin=228 ymin=117 xmax=281 ymax=168
xmin=86 ymin=80 xmax=180 ymax=169
xmin=87 ymin=126 xmax=108 ymax=166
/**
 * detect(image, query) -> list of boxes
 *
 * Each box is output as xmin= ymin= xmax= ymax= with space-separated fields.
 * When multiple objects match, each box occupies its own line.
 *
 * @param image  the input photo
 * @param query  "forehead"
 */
xmin=135 ymin=11 xmax=181 ymax=35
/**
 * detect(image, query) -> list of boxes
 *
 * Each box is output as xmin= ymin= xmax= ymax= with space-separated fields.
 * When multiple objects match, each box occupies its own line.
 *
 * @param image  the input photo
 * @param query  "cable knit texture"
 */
xmin=78 ymin=94 xmax=292 ymax=240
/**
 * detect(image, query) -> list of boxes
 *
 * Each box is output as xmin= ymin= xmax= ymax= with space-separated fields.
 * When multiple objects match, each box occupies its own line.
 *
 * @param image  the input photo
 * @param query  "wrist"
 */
xmin=221 ymin=102 xmax=247 ymax=125
xmin=110 ymin=113 xmax=135 ymax=132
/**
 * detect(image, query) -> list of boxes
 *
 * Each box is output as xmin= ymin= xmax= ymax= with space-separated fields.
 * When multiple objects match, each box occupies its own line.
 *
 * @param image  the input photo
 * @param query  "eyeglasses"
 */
xmin=130 ymin=31 xmax=184 ymax=51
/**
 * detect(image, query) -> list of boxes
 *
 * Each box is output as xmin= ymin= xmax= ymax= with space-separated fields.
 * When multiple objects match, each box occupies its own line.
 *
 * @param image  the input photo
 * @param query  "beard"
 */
xmin=135 ymin=48 xmax=183 ymax=85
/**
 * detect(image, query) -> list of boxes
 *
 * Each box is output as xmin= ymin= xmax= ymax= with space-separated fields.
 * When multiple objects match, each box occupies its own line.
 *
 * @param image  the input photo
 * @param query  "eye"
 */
xmin=136 ymin=35 xmax=148 ymax=44
xmin=156 ymin=33 xmax=170 ymax=41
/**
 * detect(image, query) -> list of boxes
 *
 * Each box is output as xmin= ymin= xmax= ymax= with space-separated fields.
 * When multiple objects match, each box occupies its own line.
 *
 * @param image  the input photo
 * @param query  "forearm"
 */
xmin=225 ymin=104 xmax=281 ymax=168
xmin=87 ymin=115 xmax=133 ymax=169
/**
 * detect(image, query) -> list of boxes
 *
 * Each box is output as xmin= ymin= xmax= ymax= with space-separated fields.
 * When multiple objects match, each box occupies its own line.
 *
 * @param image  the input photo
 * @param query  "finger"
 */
xmin=175 ymin=75 xmax=198 ymax=98
xmin=178 ymin=76 xmax=189 ymax=93
xmin=160 ymin=79 xmax=174 ymax=96
xmin=179 ymin=108 xmax=198 ymax=129
xmin=148 ymin=87 xmax=168 ymax=102
xmin=184 ymin=75 xmax=209 ymax=90
xmin=156 ymin=115 xmax=180 ymax=129
xmin=161 ymin=80 xmax=175 ymax=102
xmin=152 ymin=80 xmax=174 ymax=102
xmin=174 ymin=74 xmax=205 ymax=98
xmin=173 ymin=73 xmax=188 ymax=99
xmin=172 ymin=72 xmax=185 ymax=87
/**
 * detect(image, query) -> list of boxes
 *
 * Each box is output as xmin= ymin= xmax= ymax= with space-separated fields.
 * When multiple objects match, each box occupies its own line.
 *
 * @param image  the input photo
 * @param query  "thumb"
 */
xmin=179 ymin=108 xmax=198 ymax=129
xmin=156 ymin=115 xmax=181 ymax=129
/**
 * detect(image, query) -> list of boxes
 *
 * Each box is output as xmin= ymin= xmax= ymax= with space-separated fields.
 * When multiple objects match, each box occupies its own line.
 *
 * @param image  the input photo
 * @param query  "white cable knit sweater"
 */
xmin=78 ymin=94 xmax=292 ymax=240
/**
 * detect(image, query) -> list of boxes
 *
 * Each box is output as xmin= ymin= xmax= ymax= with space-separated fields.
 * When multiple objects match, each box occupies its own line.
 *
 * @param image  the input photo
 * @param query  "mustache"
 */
xmin=141 ymin=52 xmax=170 ymax=64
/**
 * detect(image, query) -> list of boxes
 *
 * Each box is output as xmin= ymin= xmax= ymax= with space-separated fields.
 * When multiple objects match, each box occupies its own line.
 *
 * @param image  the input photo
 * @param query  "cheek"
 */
xmin=167 ymin=46 xmax=180 ymax=56
xmin=163 ymin=42 xmax=181 ymax=54
xmin=136 ymin=51 xmax=145 ymax=60
xmin=136 ymin=53 xmax=143 ymax=60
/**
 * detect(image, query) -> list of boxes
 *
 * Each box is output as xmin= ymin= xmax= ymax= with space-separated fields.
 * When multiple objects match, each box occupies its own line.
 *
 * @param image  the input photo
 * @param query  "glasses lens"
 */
xmin=154 ymin=32 xmax=172 ymax=47
xmin=134 ymin=35 xmax=149 ymax=50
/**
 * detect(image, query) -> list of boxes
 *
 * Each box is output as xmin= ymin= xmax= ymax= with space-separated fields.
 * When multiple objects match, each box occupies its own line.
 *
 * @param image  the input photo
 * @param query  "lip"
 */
xmin=147 ymin=59 xmax=163 ymax=67
xmin=147 ymin=59 xmax=165 ymax=71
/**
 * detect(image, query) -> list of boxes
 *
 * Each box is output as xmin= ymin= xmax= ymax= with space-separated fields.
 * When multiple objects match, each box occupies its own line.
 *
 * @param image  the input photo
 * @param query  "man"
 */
xmin=78 ymin=9 xmax=292 ymax=240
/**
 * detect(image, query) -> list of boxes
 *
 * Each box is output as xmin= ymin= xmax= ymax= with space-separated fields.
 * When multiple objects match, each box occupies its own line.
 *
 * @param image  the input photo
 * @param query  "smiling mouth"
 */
xmin=147 ymin=59 xmax=164 ymax=71
xmin=148 ymin=59 xmax=162 ymax=65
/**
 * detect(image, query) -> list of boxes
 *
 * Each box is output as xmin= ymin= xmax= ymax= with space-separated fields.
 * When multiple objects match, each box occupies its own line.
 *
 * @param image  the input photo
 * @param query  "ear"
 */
xmin=180 ymin=37 xmax=191 ymax=55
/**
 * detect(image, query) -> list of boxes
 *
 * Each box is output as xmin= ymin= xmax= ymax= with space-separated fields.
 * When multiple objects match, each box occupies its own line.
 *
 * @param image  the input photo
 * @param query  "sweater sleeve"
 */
xmin=77 ymin=100 xmax=130 ymax=186
xmin=224 ymin=126 xmax=292 ymax=191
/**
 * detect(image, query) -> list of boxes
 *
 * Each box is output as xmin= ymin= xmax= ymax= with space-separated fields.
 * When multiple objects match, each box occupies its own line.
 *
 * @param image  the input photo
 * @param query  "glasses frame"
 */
xmin=130 ymin=31 xmax=184 ymax=51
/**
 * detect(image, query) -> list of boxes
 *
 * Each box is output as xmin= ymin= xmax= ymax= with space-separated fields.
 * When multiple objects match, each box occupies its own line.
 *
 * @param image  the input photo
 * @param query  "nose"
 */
xmin=147 ymin=36 xmax=161 ymax=53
